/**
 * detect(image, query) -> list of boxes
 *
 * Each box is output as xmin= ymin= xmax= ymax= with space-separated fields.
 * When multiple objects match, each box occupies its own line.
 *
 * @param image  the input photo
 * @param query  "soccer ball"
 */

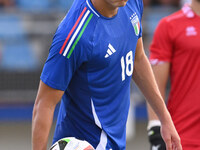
xmin=49 ymin=137 xmax=95 ymax=150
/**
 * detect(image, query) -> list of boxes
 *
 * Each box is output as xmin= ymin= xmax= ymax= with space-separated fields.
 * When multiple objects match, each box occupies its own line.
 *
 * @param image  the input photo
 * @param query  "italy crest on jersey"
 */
xmin=130 ymin=13 xmax=140 ymax=36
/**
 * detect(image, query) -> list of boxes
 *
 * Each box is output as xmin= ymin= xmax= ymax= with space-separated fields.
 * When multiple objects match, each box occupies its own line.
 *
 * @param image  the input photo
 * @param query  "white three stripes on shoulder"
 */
xmin=63 ymin=10 xmax=90 ymax=56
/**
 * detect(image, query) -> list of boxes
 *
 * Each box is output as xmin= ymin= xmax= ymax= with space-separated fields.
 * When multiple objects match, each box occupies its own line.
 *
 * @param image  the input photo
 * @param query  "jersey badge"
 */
xmin=186 ymin=26 xmax=197 ymax=36
xmin=130 ymin=13 xmax=140 ymax=36
xmin=104 ymin=43 xmax=116 ymax=58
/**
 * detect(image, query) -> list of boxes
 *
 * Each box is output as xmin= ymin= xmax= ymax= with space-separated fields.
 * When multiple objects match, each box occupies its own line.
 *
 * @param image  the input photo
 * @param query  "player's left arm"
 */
xmin=132 ymin=37 xmax=182 ymax=150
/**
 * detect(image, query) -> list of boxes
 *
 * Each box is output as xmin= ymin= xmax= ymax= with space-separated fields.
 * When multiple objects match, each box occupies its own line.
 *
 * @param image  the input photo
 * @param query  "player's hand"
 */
xmin=148 ymin=126 xmax=166 ymax=150
xmin=160 ymin=121 xmax=182 ymax=150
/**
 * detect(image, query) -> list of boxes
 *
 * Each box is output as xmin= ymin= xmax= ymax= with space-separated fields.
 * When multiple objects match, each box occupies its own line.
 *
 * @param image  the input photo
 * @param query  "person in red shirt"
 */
xmin=147 ymin=0 xmax=200 ymax=150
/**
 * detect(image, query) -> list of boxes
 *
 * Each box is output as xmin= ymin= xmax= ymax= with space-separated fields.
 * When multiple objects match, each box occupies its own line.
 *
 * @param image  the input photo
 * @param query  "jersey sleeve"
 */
xmin=138 ymin=0 xmax=143 ymax=38
xmin=149 ymin=18 xmax=173 ymax=64
xmin=40 ymin=35 xmax=92 ymax=91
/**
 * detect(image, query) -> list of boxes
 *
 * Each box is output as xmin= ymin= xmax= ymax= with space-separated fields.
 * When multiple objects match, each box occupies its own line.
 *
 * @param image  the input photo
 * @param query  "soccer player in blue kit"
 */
xmin=32 ymin=0 xmax=182 ymax=150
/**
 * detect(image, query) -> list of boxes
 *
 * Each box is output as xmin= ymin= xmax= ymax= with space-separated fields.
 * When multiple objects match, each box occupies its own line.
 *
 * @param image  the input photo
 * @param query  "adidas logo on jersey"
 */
xmin=104 ymin=43 xmax=116 ymax=58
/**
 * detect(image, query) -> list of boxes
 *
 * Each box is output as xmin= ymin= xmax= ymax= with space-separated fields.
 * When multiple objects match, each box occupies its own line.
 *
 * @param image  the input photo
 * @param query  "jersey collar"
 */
xmin=182 ymin=4 xmax=195 ymax=18
xmin=86 ymin=0 xmax=119 ymax=19
xmin=86 ymin=0 xmax=100 ymax=17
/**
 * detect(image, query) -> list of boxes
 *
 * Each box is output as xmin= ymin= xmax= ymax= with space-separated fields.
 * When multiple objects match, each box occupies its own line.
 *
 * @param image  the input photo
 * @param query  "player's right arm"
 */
xmin=32 ymin=81 xmax=64 ymax=150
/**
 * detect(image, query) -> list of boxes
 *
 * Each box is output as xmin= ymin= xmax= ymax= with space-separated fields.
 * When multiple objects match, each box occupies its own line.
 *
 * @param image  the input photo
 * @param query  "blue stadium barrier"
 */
xmin=0 ymin=14 xmax=25 ymax=40
xmin=135 ymin=102 xmax=147 ymax=121
xmin=0 ymin=103 xmax=147 ymax=121
xmin=1 ymin=41 xmax=39 ymax=71
xmin=58 ymin=0 xmax=74 ymax=10
xmin=15 ymin=0 xmax=73 ymax=11
xmin=16 ymin=0 xmax=50 ymax=11
xmin=0 ymin=103 xmax=60 ymax=121
xmin=0 ymin=13 xmax=39 ymax=71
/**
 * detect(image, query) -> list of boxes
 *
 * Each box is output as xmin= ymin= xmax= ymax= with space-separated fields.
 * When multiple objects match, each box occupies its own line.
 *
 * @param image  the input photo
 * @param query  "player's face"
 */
xmin=104 ymin=0 xmax=128 ymax=8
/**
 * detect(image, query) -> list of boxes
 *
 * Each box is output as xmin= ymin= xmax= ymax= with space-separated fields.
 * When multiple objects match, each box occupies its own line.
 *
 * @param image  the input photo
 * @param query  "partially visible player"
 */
xmin=32 ymin=0 xmax=182 ymax=150
xmin=147 ymin=0 xmax=200 ymax=149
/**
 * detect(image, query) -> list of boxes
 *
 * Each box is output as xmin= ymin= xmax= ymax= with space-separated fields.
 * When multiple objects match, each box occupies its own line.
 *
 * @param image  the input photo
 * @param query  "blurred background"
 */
xmin=0 ymin=0 xmax=189 ymax=149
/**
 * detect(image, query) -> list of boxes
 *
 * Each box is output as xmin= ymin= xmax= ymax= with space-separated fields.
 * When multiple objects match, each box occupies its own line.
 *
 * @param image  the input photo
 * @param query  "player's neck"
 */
xmin=191 ymin=0 xmax=200 ymax=16
xmin=91 ymin=0 xmax=118 ymax=18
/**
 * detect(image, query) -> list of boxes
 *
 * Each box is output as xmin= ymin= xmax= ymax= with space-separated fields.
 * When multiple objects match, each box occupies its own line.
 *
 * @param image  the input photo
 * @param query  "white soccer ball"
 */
xmin=49 ymin=137 xmax=95 ymax=150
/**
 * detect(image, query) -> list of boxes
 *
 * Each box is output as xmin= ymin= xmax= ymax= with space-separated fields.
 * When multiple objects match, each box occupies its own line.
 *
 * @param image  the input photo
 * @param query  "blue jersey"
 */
xmin=41 ymin=0 xmax=143 ymax=149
